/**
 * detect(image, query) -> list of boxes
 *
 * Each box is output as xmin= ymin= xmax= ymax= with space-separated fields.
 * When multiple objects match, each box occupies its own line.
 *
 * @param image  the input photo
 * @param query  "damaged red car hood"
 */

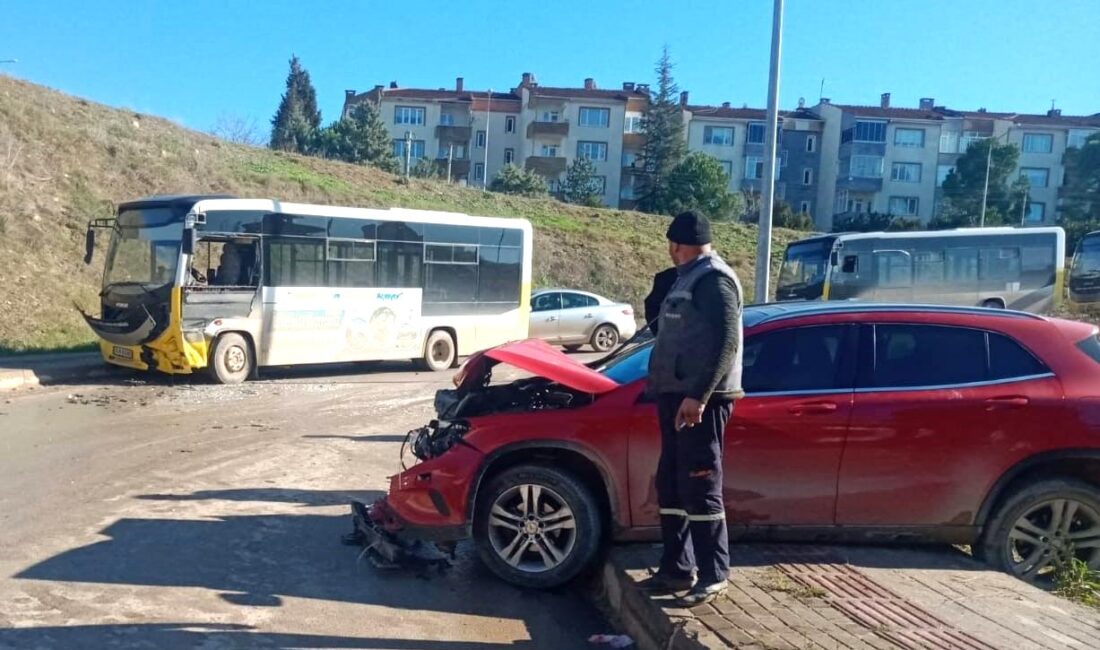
xmin=456 ymin=339 xmax=621 ymax=394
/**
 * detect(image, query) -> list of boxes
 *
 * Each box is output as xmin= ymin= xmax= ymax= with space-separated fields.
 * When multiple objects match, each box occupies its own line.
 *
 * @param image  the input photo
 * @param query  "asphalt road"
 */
xmin=0 ymin=358 xmax=610 ymax=649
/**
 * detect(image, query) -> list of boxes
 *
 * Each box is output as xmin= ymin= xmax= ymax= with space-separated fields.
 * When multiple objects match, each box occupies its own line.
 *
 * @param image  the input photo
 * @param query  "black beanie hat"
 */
xmin=666 ymin=211 xmax=712 ymax=246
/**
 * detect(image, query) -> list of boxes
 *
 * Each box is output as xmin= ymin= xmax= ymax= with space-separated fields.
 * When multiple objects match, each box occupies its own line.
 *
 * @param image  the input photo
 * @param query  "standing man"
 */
xmin=643 ymin=211 xmax=744 ymax=606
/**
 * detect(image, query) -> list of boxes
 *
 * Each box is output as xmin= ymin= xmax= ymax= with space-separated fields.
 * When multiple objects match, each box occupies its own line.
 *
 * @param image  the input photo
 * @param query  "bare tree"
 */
xmin=210 ymin=113 xmax=263 ymax=147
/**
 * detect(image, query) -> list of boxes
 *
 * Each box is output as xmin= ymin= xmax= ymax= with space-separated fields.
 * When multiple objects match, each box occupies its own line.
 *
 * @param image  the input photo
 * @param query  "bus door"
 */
xmin=871 ymin=250 xmax=913 ymax=303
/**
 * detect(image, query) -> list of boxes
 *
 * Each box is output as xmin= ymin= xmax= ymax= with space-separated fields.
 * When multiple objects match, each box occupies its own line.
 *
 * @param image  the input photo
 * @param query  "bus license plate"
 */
xmin=112 ymin=346 xmax=133 ymax=360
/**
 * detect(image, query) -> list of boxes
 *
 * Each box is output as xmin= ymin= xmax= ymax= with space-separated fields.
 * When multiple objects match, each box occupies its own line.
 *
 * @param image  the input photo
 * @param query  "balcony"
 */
xmin=623 ymin=132 xmax=646 ymax=149
xmin=527 ymin=121 xmax=570 ymax=138
xmin=433 ymin=158 xmax=470 ymax=177
xmin=837 ymin=176 xmax=883 ymax=193
xmin=525 ymin=156 xmax=567 ymax=176
xmin=435 ymin=124 xmax=472 ymax=140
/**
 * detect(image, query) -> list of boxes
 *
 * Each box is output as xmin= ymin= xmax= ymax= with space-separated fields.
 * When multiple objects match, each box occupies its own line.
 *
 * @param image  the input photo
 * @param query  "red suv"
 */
xmin=353 ymin=303 xmax=1100 ymax=588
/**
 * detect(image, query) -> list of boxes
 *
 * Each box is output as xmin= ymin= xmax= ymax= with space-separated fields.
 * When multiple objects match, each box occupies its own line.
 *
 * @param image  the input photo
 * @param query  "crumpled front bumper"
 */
xmin=345 ymin=499 xmax=454 ymax=569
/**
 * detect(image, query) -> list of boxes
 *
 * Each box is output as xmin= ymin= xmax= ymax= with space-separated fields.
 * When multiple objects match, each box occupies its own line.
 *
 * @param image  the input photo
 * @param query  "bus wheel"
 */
xmin=209 ymin=333 xmax=253 ymax=384
xmin=419 ymin=330 xmax=456 ymax=372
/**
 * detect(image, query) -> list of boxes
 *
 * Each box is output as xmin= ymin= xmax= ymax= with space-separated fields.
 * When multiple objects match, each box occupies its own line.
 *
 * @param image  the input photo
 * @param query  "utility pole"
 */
xmin=447 ymin=143 xmax=454 ymax=183
xmin=483 ymin=89 xmax=492 ymax=188
xmin=1020 ymin=186 xmax=1028 ymax=225
xmin=979 ymin=139 xmax=992 ymax=227
xmin=754 ymin=0 xmax=784 ymax=304
xmin=404 ymin=131 xmax=412 ymax=180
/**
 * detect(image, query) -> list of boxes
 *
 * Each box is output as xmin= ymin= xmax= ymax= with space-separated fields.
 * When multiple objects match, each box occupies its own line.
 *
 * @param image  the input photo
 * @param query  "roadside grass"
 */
xmin=1054 ymin=557 xmax=1100 ymax=609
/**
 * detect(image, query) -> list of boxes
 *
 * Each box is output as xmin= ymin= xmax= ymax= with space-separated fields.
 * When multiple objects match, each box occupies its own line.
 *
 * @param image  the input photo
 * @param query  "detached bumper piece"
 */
xmin=343 ymin=499 xmax=453 ymax=572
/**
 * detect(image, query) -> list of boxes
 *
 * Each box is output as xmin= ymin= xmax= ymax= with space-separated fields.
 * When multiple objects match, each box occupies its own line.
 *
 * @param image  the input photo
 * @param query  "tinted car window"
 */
xmin=871 ymin=325 xmax=985 ymax=388
xmin=599 ymin=342 xmax=652 ymax=384
xmin=562 ymin=293 xmax=597 ymax=309
xmin=532 ymin=293 xmax=561 ymax=312
xmin=1076 ymin=334 xmax=1100 ymax=364
xmin=988 ymin=333 xmax=1048 ymax=379
xmin=743 ymin=325 xmax=848 ymax=393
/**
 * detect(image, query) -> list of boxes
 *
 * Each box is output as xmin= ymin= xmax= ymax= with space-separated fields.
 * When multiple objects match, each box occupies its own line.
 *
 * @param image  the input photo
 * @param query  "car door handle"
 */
xmin=584 ymin=313 xmax=594 ymax=319
xmin=547 ymin=316 xmax=558 ymax=322
xmin=985 ymin=396 xmax=1030 ymax=410
xmin=787 ymin=401 xmax=838 ymax=415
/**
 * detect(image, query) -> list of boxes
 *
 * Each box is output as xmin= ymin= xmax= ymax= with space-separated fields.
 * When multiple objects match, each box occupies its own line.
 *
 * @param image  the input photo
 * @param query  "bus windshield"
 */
xmin=1075 ymin=236 xmax=1100 ymax=275
xmin=104 ymin=208 xmax=183 ymax=289
xmin=777 ymin=239 xmax=831 ymax=297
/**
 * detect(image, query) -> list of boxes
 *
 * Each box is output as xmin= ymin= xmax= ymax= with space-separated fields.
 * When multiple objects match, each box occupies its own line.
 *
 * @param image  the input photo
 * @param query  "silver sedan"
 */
xmin=529 ymin=289 xmax=638 ymax=352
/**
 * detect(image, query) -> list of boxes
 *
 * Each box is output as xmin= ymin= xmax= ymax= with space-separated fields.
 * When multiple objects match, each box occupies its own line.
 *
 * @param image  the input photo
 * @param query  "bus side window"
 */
xmin=842 ymin=255 xmax=858 ymax=274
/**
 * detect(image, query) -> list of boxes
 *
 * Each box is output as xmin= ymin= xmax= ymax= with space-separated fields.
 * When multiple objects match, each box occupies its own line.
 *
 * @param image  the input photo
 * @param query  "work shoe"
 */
xmin=677 ymin=579 xmax=728 ymax=606
xmin=636 ymin=571 xmax=695 ymax=593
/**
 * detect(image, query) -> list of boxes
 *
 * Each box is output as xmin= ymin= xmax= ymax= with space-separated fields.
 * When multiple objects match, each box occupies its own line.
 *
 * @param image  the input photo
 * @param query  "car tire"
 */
xmin=208 ymin=333 xmax=253 ymax=384
xmin=981 ymin=298 xmax=1005 ymax=309
xmin=978 ymin=478 xmax=1100 ymax=583
xmin=590 ymin=324 xmax=619 ymax=353
xmin=418 ymin=330 xmax=456 ymax=372
xmin=474 ymin=464 xmax=603 ymax=589
xmin=564 ymin=345 xmax=584 ymax=353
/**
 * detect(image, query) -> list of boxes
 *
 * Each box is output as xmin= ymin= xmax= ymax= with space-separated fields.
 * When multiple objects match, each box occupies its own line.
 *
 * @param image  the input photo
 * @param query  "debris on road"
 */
xmin=344 ymin=499 xmax=452 ymax=573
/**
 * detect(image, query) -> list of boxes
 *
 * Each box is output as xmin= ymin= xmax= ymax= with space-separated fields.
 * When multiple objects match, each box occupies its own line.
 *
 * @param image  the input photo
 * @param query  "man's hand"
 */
xmin=675 ymin=398 xmax=705 ymax=431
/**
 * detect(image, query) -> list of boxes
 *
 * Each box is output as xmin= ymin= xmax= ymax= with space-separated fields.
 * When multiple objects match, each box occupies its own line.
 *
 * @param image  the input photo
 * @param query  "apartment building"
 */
xmin=682 ymin=100 xmax=823 ymax=217
xmin=812 ymin=94 xmax=1100 ymax=231
xmin=343 ymin=75 xmax=1099 ymax=225
xmin=343 ymin=74 xmax=649 ymax=207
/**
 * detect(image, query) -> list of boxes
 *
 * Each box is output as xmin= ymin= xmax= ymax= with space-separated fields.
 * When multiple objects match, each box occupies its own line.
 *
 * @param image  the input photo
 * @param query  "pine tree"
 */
xmin=636 ymin=46 xmax=687 ymax=214
xmin=270 ymin=55 xmax=322 ymax=152
xmin=317 ymin=102 xmax=399 ymax=173
xmin=562 ymin=157 xmax=604 ymax=206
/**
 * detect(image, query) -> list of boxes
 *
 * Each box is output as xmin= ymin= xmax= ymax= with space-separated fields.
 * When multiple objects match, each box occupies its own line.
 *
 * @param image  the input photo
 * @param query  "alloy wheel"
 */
xmin=1006 ymin=497 xmax=1100 ymax=581
xmin=487 ymin=483 xmax=577 ymax=573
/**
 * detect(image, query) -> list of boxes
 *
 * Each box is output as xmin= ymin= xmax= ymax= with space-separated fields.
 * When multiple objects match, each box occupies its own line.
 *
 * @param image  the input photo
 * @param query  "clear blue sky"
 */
xmin=2 ymin=0 xmax=1098 ymax=134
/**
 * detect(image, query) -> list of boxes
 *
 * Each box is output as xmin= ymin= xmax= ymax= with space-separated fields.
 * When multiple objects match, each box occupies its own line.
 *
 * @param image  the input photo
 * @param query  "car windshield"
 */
xmin=103 ymin=208 xmax=183 ymax=288
xmin=778 ymin=240 xmax=830 ymax=290
xmin=596 ymin=340 xmax=653 ymax=385
xmin=1074 ymin=239 xmax=1100 ymax=275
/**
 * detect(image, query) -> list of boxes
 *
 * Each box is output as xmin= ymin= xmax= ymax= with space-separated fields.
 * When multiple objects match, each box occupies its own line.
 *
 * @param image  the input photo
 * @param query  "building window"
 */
xmin=439 ymin=114 xmax=455 ymax=126
xmin=1026 ymin=202 xmax=1045 ymax=223
xmin=704 ymin=126 xmax=735 ymax=146
xmin=890 ymin=162 xmax=922 ymax=183
xmin=894 ymin=128 xmax=925 ymax=147
xmin=1022 ymin=133 xmax=1054 ymax=154
xmin=504 ymin=148 xmax=514 ymax=164
xmin=1020 ymin=167 xmax=1049 ymax=187
xmin=802 ymin=168 xmax=813 ymax=185
xmin=960 ymin=132 xmax=987 ymax=152
xmin=540 ymin=110 xmax=560 ymax=122
xmin=474 ymin=163 xmax=485 ymax=181
xmin=475 ymin=130 xmax=486 ymax=147
xmin=505 ymin=116 xmax=516 ymax=133
xmin=850 ymin=155 xmax=884 ymax=178
xmin=578 ymin=107 xmax=610 ymax=127
xmin=719 ymin=160 xmax=733 ymax=178
xmin=888 ymin=196 xmax=919 ymax=216
xmin=577 ymin=141 xmax=608 ymax=161
xmin=744 ymin=156 xmax=780 ymax=180
xmin=853 ymin=120 xmax=887 ymax=143
xmin=746 ymin=122 xmax=766 ymax=144
xmin=624 ymin=114 xmax=643 ymax=134
xmin=806 ymin=135 xmax=816 ymax=153
xmin=541 ymin=144 xmax=560 ymax=157
xmin=394 ymin=106 xmax=425 ymax=125
xmin=1068 ymin=130 xmax=1096 ymax=149
xmin=393 ymin=139 xmax=426 ymax=159
xmin=937 ymin=164 xmax=954 ymax=186
xmin=800 ymin=200 xmax=811 ymax=214
xmin=438 ymin=143 xmax=467 ymax=159
xmin=939 ymin=132 xmax=959 ymax=154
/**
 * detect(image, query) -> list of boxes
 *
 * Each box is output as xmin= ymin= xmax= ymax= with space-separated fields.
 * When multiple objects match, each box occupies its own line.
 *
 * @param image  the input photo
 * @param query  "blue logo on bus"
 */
xmin=377 ymin=292 xmax=403 ymax=301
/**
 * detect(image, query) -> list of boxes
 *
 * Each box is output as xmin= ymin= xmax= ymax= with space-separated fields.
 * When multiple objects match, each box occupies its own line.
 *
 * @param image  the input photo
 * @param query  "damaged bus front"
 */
xmin=82 ymin=195 xmax=231 ymax=378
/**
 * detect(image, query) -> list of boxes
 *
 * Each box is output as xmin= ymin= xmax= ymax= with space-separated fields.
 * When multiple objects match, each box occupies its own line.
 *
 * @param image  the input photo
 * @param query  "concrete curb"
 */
xmin=0 ymin=353 xmax=116 ymax=391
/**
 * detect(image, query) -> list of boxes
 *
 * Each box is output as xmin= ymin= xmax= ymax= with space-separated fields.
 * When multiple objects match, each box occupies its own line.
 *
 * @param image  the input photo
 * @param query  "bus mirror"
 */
xmin=830 ymin=251 xmax=838 ymax=266
xmin=182 ymin=228 xmax=197 ymax=255
xmin=84 ymin=227 xmax=95 ymax=265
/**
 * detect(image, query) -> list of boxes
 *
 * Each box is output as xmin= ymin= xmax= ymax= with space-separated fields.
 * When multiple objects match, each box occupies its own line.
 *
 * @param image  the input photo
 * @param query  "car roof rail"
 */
xmin=748 ymin=302 xmax=1046 ymax=327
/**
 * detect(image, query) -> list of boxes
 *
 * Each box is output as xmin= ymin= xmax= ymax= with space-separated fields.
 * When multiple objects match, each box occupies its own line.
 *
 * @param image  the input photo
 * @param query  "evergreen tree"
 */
xmin=316 ymin=102 xmax=400 ymax=173
xmin=636 ymin=46 xmax=687 ymax=214
xmin=1060 ymin=132 xmax=1100 ymax=243
xmin=934 ymin=139 xmax=1026 ymax=228
xmin=664 ymin=152 xmax=742 ymax=220
xmin=562 ymin=157 xmax=604 ymax=206
xmin=489 ymin=165 xmax=547 ymax=197
xmin=270 ymin=55 xmax=322 ymax=152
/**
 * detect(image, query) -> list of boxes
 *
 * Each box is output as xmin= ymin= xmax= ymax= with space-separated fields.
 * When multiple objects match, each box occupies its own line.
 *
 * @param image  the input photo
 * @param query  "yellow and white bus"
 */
xmin=82 ymin=196 xmax=532 ymax=383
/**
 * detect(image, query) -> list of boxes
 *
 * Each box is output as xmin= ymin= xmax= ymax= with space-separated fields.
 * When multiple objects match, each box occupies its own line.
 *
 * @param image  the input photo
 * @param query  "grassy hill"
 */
xmin=0 ymin=74 xmax=801 ymax=352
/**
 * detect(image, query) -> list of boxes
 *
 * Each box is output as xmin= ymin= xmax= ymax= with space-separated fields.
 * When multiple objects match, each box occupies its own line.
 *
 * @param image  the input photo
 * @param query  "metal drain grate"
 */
xmin=774 ymin=552 xmax=997 ymax=650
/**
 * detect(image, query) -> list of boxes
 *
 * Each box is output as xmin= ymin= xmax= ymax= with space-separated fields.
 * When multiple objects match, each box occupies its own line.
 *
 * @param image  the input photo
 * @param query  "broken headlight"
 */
xmin=409 ymin=419 xmax=470 ymax=461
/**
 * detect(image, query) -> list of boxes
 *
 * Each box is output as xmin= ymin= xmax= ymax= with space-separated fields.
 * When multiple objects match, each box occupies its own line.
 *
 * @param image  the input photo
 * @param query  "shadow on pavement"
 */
xmin=0 ymin=623 xmax=534 ymax=649
xmin=134 ymin=487 xmax=384 ymax=507
xmin=13 ymin=489 xmax=604 ymax=649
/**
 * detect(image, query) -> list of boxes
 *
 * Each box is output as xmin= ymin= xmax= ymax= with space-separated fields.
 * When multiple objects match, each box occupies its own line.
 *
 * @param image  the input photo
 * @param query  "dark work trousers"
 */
xmin=655 ymin=393 xmax=733 ymax=585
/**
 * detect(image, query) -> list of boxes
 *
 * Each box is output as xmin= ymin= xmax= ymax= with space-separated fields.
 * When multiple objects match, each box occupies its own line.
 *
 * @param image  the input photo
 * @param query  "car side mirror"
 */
xmin=83 ymin=227 xmax=95 ymax=265
xmin=182 ymin=228 xmax=197 ymax=255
